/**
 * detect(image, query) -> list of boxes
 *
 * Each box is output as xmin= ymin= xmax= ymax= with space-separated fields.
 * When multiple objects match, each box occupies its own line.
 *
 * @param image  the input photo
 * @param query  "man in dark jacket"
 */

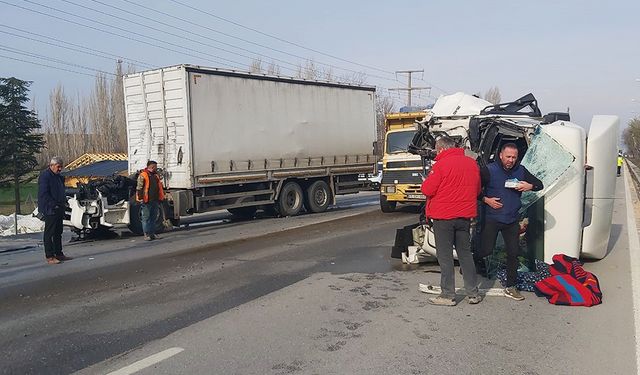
xmin=38 ymin=156 xmax=72 ymax=264
xmin=478 ymin=143 xmax=543 ymax=301
xmin=421 ymin=136 xmax=482 ymax=306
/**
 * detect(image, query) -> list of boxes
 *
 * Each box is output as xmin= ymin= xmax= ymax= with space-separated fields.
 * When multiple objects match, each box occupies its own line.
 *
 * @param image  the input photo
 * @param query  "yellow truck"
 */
xmin=379 ymin=111 xmax=428 ymax=212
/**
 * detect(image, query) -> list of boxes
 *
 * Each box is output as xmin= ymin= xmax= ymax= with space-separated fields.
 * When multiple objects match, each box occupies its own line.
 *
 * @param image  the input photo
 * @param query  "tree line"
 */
xmin=39 ymin=61 xmax=132 ymax=167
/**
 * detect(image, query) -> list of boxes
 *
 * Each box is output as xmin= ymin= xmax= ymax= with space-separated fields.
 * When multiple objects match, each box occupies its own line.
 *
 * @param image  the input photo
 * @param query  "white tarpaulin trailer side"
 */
xmin=123 ymin=65 xmax=377 ymax=190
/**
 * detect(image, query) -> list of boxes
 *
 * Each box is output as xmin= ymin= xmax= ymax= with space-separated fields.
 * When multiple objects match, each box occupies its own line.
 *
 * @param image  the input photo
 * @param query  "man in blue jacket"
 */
xmin=38 ymin=156 xmax=72 ymax=264
xmin=478 ymin=143 xmax=542 ymax=301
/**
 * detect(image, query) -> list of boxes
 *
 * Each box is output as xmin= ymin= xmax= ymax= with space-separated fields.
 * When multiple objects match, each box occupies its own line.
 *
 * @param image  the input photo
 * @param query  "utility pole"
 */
xmin=388 ymin=69 xmax=430 ymax=107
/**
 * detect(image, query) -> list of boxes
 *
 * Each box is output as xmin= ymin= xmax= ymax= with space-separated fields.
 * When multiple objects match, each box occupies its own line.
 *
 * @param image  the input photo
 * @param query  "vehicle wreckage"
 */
xmin=392 ymin=93 xmax=618 ymax=264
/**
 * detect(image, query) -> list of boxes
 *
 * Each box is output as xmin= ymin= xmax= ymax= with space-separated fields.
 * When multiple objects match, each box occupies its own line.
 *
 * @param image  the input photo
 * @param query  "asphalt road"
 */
xmin=0 ymin=183 xmax=638 ymax=374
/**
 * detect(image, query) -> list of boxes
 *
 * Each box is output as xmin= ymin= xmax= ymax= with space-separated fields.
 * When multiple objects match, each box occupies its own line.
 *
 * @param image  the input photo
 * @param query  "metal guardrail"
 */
xmin=627 ymin=160 xmax=640 ymax=200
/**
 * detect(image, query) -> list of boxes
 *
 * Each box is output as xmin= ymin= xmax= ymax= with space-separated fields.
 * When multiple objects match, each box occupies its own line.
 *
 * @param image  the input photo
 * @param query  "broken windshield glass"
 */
xmin=519 ymin=128 xmax=579 ymax=212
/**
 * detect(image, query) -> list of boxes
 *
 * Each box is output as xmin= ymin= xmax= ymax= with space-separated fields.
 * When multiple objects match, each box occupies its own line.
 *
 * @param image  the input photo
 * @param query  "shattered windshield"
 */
xmin=386 ymin=130 xmax=417 ymax=154
xmin=519 ymin=128 xmax=578 ymax=212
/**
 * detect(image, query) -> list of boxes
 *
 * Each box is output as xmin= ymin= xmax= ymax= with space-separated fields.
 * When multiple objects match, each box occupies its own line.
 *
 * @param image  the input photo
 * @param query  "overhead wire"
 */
xmin=0 ymin=53 xmax=113 ymax=79
xmin=0 ymin=24 xmax=155 ymax=69
xmin=167 ymin=0 xmax=395 ymax=75
xmin=104 ymin=0 xmax=393 ymax=81
xmin=4 ymin=0 xmax=446 ymax=101
xmin=2 ymin=0 xmax=247 ymax=71
xmin=0 ymin=44 xmax=116 ymax=76
xmin=58 ymin=0 xmax=299 ymax=75
xmin=0 ymin=54 xmax=104 ymax=78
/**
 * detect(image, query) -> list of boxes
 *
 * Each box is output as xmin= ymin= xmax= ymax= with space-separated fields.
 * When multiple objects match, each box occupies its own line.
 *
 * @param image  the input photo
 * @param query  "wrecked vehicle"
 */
xmin=397 ymin=93 xmax=618 ymax=263
xmin=380 ymin=94 xmax=493 ymax=212
xmin=64 ymin=175 xmax=140 ymax=238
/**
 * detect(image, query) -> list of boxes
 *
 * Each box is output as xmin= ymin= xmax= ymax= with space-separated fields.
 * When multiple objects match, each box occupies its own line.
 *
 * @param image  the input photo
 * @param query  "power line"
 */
xmin=0 ymin=44 xmax=116 ymax=76
xmin=60 ymin=0 xmax=301 ymax=75
xmin=1 ymin=0 xmax=245 ymax=70
xmin=0 ymin=54 xmax=108 ymax=78
xmin=22 ymin=0 xmax=249 ymax=70
xmin=0 ymin=24 xmax=154 ymax=69
xmin=110 ymin=0 xmax=389 ymax=81
xmin=167 ymin=0 xmax=396 ymax=76
xmin=388 ymin=70 xmax=430 ymax=107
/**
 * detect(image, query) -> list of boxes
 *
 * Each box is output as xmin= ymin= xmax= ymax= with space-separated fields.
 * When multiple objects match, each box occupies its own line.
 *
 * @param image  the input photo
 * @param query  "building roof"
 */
xmin=65 ymin=153 xmax=127 ymax=171
xmin=63 ymin=160 xmax=128 ymax=177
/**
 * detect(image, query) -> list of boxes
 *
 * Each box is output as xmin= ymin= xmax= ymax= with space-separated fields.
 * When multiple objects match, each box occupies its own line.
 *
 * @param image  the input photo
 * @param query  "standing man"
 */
xmin=617 ymin=154 xmax=623 ymax=177
xmin=136 ymin=160 xmax=164 ymax=241
xmin=421 ymin=136 xmax=482 ymax=306
xmin=478 ymin=143 xmax=543 ymax=301
xmin=38 ymin=156 xmax=72 ymax=264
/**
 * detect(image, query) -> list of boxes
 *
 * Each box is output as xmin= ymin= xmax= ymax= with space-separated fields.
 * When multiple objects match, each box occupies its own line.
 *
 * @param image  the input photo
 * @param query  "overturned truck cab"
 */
xmin=400 ymin=93 xmax=619 ymax=264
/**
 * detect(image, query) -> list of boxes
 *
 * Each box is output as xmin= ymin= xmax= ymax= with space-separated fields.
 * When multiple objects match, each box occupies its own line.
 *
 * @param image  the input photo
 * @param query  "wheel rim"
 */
xmin=314 ymin=188 xmax=327 ymax=206
xmin=286 ymin=190 xmax=300 ymax=209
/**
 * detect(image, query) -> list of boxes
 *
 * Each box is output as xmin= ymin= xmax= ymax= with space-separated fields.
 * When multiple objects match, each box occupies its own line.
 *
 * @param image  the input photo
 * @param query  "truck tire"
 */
xmin=276 ymin=181 xmax=304 ymax=216
xmin=380 ymin=194 xmax=396 ymax=213
xmin=128 ymin=200 xmax=166 ymax=235
xmin=304 ymin=180 xmax=331 ymax=213
xmin=228 ymin=206 xmax=258 ymax=219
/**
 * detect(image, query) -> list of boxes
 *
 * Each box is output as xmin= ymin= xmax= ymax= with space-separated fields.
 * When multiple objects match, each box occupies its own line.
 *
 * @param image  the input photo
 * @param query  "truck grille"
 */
xmin=382 ymin=170 xmax=424 ymax=184
xmin=386 ymin=160 xmax=425 ymax=169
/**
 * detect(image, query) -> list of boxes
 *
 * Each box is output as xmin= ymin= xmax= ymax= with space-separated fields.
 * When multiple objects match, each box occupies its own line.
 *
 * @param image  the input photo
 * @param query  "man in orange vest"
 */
xmin=136 ymin=160 xmax=165 ymax=241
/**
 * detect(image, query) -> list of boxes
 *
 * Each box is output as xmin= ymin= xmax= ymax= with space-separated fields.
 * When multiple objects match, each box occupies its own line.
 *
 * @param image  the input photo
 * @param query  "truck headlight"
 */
xmin=385 ymin=186 xmax=396 ymax=193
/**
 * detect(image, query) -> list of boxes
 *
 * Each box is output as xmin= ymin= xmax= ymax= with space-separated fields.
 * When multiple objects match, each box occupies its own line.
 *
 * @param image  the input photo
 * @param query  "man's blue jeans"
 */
xmin=141 ymin=201 xmax=160 ymax=235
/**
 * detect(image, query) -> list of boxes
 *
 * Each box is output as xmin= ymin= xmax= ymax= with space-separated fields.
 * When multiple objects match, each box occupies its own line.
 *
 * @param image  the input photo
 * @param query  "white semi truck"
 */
xmin=65 ymin=65 xmax=377 ymax=236
xmin=399 ymin=93 xmax=619 ymax=263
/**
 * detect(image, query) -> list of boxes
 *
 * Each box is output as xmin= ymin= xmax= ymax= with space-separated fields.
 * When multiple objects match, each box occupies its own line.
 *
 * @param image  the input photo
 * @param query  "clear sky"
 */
xmin=1 ymin=0 xmax=639 ymax=130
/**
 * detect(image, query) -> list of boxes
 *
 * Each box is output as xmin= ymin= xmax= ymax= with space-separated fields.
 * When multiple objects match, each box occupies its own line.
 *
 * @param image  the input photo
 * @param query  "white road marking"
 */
xmin=106 ymin=347 xmax=184 ymax=375
xmin=623 ymin=169 xmax=640 ymax=375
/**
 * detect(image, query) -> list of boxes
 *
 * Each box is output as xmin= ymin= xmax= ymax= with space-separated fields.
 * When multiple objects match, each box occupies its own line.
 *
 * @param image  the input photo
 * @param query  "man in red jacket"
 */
xmin=421 ymin=136 xmax=482 ymax=306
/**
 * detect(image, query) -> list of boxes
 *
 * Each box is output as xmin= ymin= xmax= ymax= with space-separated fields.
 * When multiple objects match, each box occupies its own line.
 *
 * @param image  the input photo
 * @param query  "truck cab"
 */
xmin=379 ymin=112 xmax=427 ymax=212
xmin=401 ymin=93 xmax=619 ymax=264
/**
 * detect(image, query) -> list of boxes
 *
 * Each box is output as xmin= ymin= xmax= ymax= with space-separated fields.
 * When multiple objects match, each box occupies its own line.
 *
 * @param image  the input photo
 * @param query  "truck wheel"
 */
xmin=277 ymin=181 xmax=304 ymax=216
xmin=128 ymin=201 xmax=166 ymax=235
xmin=380 ymin=194 xmax=396 ymax=213
xmin=304 ymin=180 xmax=331 ymax=213
xmin=228 ymin=206 xmax=258 ymax=219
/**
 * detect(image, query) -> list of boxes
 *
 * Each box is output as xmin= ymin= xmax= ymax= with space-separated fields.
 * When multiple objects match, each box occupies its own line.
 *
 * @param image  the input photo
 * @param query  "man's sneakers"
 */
xmin=428 ymin=295 xmax=457 ymax=306
xmin=46 ymin=257 xmax=61 ymax=265
xmin=144 ymin=234 xmax=152 ymax=241
xmin=504 ymin=287 xmax=525 ymax=301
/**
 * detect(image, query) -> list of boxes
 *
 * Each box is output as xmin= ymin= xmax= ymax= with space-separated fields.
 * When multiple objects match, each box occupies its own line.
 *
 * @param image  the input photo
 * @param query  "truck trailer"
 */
xmin=65 ymin=65 xmax=377 ymax=235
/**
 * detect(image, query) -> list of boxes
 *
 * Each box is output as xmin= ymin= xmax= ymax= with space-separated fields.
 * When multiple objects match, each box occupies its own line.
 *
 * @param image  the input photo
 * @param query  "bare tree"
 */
xmin=340 ymin=71 xmax=367 ymax=86
xmin=266 ymin=61 xmax=281 ymax=75
xmin=623 ymin=117 xmax=640 ymax=158
xmin=39 ymin=62 xmax=134 ymax=167
xmin=249 ymin=58 xmax=263 ymax=73
xmin=484 ymin=86 xmax=502 ymax=104
xmin=110 ymin=60 xmax=127 ymax=152
xmin=294 ymin=63 xmax=303 ymax=79
xmin=303 ymin=60 xmax=319 ymax=80
xmin=375 ymin=94 xmax=395 ymax=156
xmin=323 ymin=67 xmax=335 ymax=82
xmin=88 ymin=72 xmax=113 ymax=153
